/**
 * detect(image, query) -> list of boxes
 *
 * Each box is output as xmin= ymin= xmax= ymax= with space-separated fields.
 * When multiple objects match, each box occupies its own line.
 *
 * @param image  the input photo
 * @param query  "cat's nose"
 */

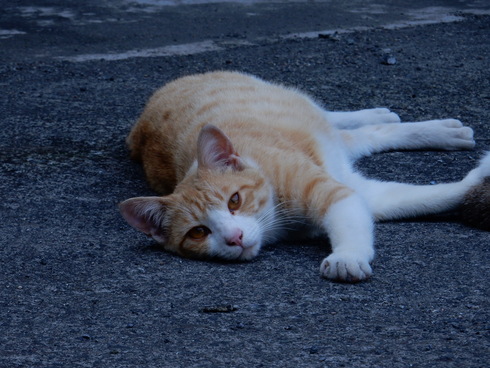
xmin=225 ymin=229 xmax=243 ymax=247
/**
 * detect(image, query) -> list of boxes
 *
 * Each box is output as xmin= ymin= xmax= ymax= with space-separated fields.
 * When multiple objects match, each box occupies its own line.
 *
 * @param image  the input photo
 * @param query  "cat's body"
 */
xmin=120 ymin=71 xmax=490 ymax=282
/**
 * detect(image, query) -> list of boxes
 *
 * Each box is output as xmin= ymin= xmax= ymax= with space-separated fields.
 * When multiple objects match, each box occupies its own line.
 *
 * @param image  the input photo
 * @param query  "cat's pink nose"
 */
xmin=225 ymin=230 xmax=243 ymax=247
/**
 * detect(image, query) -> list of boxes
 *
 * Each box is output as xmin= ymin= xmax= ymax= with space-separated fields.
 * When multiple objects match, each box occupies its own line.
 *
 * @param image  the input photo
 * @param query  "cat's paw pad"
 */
xmin=320 ymin=253 xmax=372 ymax=283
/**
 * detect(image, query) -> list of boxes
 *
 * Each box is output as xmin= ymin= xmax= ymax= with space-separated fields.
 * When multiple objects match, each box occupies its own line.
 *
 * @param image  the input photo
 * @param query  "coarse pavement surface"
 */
xmin=1 ymin=1 xmax=489 ymax=367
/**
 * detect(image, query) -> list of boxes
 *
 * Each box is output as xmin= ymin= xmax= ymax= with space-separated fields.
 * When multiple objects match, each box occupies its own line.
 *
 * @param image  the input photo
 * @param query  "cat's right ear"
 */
xmin=119 ymin=196 xmax=170 ymax=244
xmin=197 ymin=124 xmax=244 ymax=171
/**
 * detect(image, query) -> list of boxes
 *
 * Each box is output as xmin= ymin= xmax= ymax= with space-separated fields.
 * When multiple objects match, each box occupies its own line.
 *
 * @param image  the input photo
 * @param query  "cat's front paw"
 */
xmin=416 ymin=119 xmax=475 ymax=150
xmin=320 ymin=253 xmax=372 ymax=282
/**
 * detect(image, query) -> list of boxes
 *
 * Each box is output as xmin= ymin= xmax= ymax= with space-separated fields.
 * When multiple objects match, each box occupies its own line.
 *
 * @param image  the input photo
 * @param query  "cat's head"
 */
xmin=119 ymin=124 xmax=276 ymax=261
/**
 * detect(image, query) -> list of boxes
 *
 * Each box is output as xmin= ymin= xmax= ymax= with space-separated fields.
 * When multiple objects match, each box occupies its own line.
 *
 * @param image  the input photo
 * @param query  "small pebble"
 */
xmin=381 ymin=55 xmax=397 ymax=65
xmin=318 ymin=32 xmax=340 ymax=41
xmin=201 ymin=305 xmax=238 ymax=313
xmin=309 ymin=346 xmax=320 ymax=354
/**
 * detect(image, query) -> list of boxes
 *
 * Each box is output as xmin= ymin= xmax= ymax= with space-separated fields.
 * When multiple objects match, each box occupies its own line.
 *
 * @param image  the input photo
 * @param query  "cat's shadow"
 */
xmin=128 ymin=210 xmax=466 ymax=267
xmin=131 ymin=240 xmax=261 ymax=265
xmin=130 ymin=236 xmax=329 ymax=266
xmin=387 ymin=211 xmax=461 ymax=225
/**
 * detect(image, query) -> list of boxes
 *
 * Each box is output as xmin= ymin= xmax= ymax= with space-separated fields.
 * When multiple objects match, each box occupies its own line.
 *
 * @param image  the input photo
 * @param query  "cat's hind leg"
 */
xmin=324 ymin=108 xmax=401 ymax=129
xmin=351 ymin=152 xmax=490 ymax=221
xmin=342 ymin=119 xmax=475 ymax=159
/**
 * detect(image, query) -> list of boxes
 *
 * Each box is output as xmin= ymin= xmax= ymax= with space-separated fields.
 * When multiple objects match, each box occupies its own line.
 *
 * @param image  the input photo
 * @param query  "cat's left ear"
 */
xmin=119 ymin=196 xmax=171 ymax=244
xmin=197 ymin=124 xmax=244 ymax=171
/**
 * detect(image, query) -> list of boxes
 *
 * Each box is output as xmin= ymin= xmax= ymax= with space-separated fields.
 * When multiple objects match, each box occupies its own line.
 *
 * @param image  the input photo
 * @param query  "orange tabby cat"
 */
xmin=120 ymin=71 xmax=489 ymax=282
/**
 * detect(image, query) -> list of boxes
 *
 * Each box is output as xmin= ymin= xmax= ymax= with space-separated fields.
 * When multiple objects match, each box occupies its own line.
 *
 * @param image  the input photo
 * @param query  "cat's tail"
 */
xmin=125 ymin=119 xmax=146 ymax=162
xmin=355 ymin=151 xmax=490 ymax=221
xmin=463 ymin=151 xmax=490 ymax=185
xmin=478 ymin=151 xmax=490 ymax=173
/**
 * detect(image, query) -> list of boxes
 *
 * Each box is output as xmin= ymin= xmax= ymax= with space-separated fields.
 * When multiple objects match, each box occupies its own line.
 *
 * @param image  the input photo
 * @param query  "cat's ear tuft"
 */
xmin=119 ymin=196 xmax=171 ymax=244
xmin=197 ymin=124 xmax=244 ymax=171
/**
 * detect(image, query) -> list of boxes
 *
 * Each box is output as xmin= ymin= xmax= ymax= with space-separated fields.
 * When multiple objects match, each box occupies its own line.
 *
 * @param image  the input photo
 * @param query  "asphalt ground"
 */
xmin=1 ymin=1 xmax=489 ymax=367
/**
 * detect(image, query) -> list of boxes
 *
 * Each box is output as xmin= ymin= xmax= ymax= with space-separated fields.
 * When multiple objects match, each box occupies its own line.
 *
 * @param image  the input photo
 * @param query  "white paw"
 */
xmin=320 ymin=253 xmax=372 ymax=282
xmin=436 ymin=119 xmax=474 ymax=149
xmin=415 ymin=119 xmax=475 ymax=150
xmin=355 ymin=108 xmax=401 ymax=126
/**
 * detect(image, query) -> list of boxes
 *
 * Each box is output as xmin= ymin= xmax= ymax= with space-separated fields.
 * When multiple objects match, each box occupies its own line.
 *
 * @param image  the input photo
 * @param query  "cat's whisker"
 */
xmin=254 ymin=201 xmax=308 ymax=244
xmin=261 ymin=202 xmax=306 ymax=224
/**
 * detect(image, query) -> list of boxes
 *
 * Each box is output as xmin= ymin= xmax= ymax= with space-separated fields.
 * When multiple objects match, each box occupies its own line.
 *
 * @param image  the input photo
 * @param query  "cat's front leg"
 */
xmin=320 ymin=194 xmax=375 ymax=282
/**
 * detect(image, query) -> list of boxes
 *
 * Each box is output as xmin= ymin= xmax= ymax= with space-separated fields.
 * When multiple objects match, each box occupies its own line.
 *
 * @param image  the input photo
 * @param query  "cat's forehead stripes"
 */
xmin=237 ymin=178 xmax=265 ymax=192
xmin=177 ymin=188 xmax=223 ymax=220
xmin=171 ymin=168 xmax=270 ymax=230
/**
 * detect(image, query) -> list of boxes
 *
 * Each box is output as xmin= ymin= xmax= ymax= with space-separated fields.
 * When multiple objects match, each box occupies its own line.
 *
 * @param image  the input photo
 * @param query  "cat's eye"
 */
xmin=228 ymin=192 xmax=241 ymax=213
xmin=187 ymin=226 xmax=211 ymax=240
